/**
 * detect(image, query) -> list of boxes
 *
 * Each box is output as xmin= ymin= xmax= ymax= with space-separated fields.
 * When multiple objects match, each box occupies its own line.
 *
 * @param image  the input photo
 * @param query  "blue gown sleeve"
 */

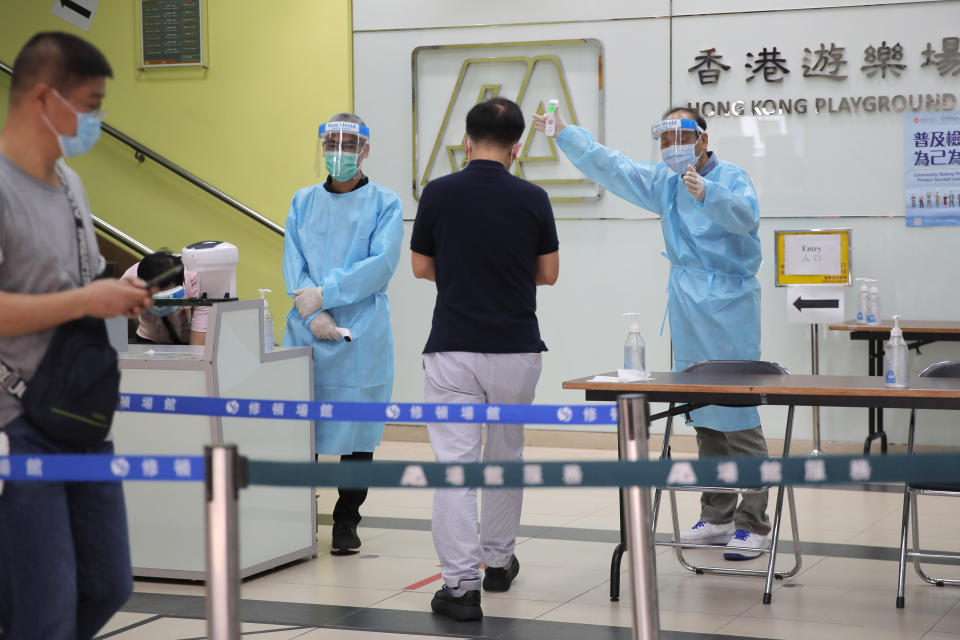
xmin=282 ymin=193 xmax=320 ymax=296
xmin=697 ymin=169 xmax=760 ymax=235
xmin=320 ymin=194 xmax=404 ymax=309
xmin=556 ymin=125 xmax=670 ymax=215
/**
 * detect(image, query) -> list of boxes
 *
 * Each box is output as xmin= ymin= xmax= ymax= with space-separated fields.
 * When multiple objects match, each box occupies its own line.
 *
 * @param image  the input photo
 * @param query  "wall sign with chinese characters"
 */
xmin=775 ymin=229 xmax=851 ymax=287
xmin=905 ymin=112 xmax=960 ymax=227
xmin=684 ymin=36 xmax=958 ymax=118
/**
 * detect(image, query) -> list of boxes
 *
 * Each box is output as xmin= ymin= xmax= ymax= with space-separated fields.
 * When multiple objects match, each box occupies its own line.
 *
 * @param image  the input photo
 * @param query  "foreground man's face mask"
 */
xmin=42 ymin=90 xmax=105 ymax=158
xmin=651 ymin=118 xmax=705 ymax=175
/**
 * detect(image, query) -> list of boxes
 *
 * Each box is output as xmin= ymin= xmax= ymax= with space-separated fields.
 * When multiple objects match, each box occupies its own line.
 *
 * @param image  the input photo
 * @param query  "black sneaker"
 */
xmin=431 ymin=585 xmax=482 ymax=621
xmin=331 ymin=522 xmax=361 ymax=555
xmin=482 ymin=555 xmax=519 ymax=592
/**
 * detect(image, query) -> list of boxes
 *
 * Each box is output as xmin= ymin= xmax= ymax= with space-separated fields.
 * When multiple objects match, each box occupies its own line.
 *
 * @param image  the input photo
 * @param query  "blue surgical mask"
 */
xmin=43 ymin=91 xmax=104 ymax=158
xmin=147 ymin=285 xmax=185 ymax=317
xmin=147 ymin=305 xmax=178 ymax=318
xmin=325 ymin=151 xmax=360 ymax=182
xmin=661 ymin=144 xmax=699 ymax=175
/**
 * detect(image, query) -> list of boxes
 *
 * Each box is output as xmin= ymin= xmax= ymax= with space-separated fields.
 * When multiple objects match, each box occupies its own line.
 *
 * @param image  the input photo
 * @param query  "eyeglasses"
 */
xmin=322 ymin=139 xmax=364 ymax=153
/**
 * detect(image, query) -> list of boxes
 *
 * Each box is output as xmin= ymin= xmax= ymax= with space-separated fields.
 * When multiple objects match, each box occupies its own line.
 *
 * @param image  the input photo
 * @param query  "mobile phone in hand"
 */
xmin=142 ymin=264 xmax=184 ymax=290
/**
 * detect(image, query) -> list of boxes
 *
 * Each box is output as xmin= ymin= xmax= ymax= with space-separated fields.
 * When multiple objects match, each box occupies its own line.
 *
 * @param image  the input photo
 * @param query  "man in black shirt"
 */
xmin=411 ymin=97 xmax=559 ymax=622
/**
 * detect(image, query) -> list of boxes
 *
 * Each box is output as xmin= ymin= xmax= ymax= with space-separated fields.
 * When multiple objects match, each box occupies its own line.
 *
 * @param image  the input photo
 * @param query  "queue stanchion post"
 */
xmin=205 ymin=444 xmax=247 ymax=640
xmin=810 ymin=323 xmax=823 ymax=456
xmin=618 ymin=394 xmax=660 ymax=640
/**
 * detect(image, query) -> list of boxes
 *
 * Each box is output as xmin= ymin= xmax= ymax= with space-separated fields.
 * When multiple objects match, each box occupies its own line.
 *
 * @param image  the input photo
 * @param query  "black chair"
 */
xmin=651 ymin=360 xmax=802 ymax=605
xmin=896 ymin=360 xmax=960 ymax=609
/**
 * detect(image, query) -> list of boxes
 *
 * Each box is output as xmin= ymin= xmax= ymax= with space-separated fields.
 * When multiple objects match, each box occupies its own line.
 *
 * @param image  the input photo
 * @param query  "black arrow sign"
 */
xmin=793 ymin=296 xmax=840 ymax=311
xmin=60 ymin=0 xmax=92 ymax=20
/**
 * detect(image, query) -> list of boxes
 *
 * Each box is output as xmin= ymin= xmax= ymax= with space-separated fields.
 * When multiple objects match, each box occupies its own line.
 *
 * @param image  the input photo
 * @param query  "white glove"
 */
xmin=309 ymin=311 xmax=341 ymax=340
xmin=292 ymin=286 xmax=323 ymax=318
xmin=531 ymin=105 xmax=568 ymax=138
xmin=683 ymin=165 xmax=706 ymax=201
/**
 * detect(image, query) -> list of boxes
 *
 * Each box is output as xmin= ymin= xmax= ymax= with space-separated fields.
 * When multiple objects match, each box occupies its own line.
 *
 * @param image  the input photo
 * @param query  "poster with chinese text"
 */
xmin=905 ymin=112 xmax=960 ymax=226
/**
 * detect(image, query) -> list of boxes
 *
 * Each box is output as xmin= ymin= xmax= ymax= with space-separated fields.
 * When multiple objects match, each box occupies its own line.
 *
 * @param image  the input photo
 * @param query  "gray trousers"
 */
xmin=695 ymin=426 xmax=771 ymax=535
xmin=424 ymin=351 xmax=542 ymax=596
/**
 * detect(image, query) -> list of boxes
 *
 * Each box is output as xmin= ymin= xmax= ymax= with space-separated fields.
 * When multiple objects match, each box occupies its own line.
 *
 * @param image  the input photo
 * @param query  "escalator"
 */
xmin=0 ymin=60 xmax=289 ymax=324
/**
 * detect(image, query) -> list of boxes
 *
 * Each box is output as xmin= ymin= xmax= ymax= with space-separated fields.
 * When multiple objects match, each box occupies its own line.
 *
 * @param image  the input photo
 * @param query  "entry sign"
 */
xmin=50 ymin=0 xmax=99 ymax=32
xmin=775 ymin=229 xmax=851 ymax=286
xmin=786 ymin=285 xmax=844 ymax=324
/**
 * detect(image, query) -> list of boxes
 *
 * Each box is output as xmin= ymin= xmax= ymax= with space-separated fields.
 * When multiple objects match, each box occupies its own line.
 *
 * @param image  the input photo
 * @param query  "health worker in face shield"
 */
xmin=533 ymin=106 xmax=769 ymax=559
xmin=281 ymin=113 xmax=403 ymax=556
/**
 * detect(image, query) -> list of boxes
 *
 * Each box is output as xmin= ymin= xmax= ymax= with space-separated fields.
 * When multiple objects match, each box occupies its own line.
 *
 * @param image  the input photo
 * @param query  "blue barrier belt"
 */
xmin=3 ymin=452 xmax=959 ymax=489
xmin=119 ymin=393 xmax=619 ymax=425
xmin=0 ymin=455 xmax=203 ymax=482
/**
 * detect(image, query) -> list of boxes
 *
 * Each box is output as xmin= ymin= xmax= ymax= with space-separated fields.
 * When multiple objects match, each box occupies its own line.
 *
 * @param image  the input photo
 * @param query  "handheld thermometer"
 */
xmin=545 ymin=99 xmax=559 ymax=136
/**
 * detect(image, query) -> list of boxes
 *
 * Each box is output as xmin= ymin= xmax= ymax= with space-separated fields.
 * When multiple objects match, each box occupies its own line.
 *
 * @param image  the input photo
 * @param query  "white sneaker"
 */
xmin=723 ymin=529 xmax=770 ymax=560
xmin=678 ymin=520 xmax=735 ymax=545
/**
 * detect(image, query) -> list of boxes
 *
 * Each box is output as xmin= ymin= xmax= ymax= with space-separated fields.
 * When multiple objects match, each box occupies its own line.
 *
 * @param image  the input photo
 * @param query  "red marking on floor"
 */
xmin=403 ymin=563 xmax=484 ymax=591
xmin=403 ymin=572 xmax=442 ymax=591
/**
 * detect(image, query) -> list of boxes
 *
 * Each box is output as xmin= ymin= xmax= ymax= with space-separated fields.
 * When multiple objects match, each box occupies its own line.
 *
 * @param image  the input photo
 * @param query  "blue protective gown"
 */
xmin=281 ymin=180 xmax=404 ymax=454
xmin=557 ymin=125 xmax=762 ymax=431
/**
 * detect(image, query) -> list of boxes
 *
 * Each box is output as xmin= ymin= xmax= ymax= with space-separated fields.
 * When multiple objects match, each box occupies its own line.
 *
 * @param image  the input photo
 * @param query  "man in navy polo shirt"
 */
xmin=411 ymin=97 xmax=559 ymax=622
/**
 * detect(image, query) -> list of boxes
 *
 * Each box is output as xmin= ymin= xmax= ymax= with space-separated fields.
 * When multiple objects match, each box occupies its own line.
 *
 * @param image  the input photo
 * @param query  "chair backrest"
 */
xmin=682 ymin=360 xmax=789 ymax=376
xmin=919 ymin=361 xmax=960 ymax=379
xmin=681 ymin=360 xmax=789 ymax=408
xmin=910 ymin=360 xmax=960 ymax=490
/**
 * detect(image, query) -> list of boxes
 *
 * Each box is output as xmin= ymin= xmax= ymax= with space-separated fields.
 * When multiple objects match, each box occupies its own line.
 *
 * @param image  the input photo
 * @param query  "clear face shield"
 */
xmin=315 ymin=121 xmax=370 ymax=180
xmin=651 ymin=118 xmax=705 ymax=174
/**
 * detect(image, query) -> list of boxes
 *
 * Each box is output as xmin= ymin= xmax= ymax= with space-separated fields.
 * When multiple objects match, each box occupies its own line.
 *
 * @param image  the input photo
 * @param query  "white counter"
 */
xmin=113 ymin=300 xmax=316 ymax=580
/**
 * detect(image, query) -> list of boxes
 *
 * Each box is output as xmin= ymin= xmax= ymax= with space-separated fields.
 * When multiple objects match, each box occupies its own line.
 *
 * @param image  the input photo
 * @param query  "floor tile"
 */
xmin=101 ymin=616 xmax=312 ymax=639
xmin=718 ymin=615 xmax=931 ymax=640
xmin=739 ymin=583 xmax=959 ymax=636
xmin=94 ymin=612 xmax=157 ymax=637
xmin=371 ymin=590 xmax=561 ymax=620
xmin=933 ymin=600 xmax=960 ymax=634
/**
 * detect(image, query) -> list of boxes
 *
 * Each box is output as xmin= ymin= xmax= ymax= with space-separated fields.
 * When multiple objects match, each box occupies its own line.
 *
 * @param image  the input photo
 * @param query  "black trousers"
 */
xmin=332 ymin=450 xmax=374 ymax=525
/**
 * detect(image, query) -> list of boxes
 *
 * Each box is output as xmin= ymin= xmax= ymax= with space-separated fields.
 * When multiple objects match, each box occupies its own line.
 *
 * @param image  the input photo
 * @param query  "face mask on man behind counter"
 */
xmin=325 ymin=151 xmax=361 ymax=182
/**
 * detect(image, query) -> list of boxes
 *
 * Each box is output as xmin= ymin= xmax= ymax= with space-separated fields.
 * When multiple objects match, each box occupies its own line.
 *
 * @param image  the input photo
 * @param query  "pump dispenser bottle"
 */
xmin=259 ymin=289 xmax=274 ymax=352
xmin=622 ymin=313 xmax=646 ymax=372
xmin=855 ymin=278 xmax=869 ymax=324
xmin=866 ymin=279 xmax=880 ymax=325
xmin=884 ymin=315 xmax=908 ymax=388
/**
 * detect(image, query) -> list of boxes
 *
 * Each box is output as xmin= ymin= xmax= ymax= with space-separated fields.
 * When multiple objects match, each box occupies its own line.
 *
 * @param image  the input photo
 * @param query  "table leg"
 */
xmin=610 ymin=487 xmax=626 ymax=601
xmin=864 ymin=337 xmax=889 ymax=455
xmin=611 ymin=415 xmax=626 ymax=601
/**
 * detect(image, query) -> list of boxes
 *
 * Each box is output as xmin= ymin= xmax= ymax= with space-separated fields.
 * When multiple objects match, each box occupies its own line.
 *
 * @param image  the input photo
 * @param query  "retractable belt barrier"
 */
xmin=4 ymin=393 xmax=957 ymax=640
xmin=2 ymin=452 xmax=959 ymax=488
xmin=1 ymin=394 xmax=957 ymax=488
xmin=118 ymin=393 xmax=620 ymax=425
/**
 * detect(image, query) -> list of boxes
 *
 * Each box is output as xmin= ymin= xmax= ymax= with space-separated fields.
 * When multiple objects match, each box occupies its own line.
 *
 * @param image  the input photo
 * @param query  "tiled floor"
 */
xmin=97 ymin=441 xmax=960 ymax=639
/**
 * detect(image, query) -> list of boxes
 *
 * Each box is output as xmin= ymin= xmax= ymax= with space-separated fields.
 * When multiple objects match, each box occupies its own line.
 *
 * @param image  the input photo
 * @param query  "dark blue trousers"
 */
xmin=0 ymin=416 xmax=132 ymax=640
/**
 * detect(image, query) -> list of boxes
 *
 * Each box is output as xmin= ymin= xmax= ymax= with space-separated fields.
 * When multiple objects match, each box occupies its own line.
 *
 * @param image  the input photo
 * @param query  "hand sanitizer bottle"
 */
xmin=884 ymin=315 xmax=908 ymax=388
xmin=622 ymin=313 xmax=645 ymax=372
xmin=259 ymin=288 xmax=274 ymax=352
xmin=855 ymin=278 xmax=869 ymax=324
xmin=866 ymin=279 xmax=880 ymax=325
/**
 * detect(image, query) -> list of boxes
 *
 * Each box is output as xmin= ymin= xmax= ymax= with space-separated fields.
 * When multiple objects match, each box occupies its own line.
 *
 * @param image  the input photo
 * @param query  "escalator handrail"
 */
xmin=93 ymin=214 xmax=153 ymax=257
xmin=0 ymin=60 xmax=284 ymax=237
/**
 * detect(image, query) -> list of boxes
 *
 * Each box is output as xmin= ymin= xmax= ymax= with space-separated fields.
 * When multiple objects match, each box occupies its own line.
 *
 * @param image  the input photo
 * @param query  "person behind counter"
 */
xmin=121 ymin=250 xmax=208 ymax=346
